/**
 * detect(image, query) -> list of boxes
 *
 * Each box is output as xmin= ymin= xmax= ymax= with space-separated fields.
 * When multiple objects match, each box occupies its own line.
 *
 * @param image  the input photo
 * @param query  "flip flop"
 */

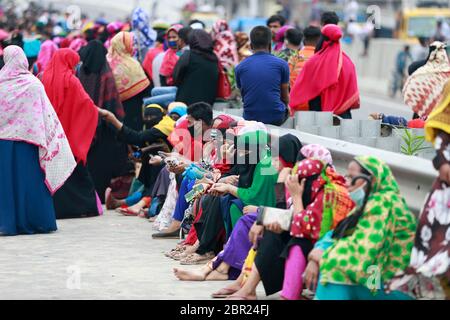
xmin=117 ymin=207 xmax=139 ymax=216
xmin=211 ymin=287 xmax=239 ymax=299
xmin=179 ymin=252 xmax=215 ymax=265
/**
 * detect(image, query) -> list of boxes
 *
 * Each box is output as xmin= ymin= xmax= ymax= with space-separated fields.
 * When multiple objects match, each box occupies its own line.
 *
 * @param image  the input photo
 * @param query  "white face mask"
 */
xmin=350 ymin=186 xmax=365 ymax=208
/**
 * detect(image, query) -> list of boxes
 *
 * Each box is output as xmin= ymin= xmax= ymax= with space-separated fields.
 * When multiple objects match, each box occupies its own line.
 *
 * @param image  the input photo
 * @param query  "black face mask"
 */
xmin=144 ymin=116 xmax=163 ymax=129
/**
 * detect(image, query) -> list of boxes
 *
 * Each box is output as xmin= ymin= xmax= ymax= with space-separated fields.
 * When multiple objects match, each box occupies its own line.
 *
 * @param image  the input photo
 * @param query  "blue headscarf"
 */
xmin=132 ymin=7 xmax=156 ymax=61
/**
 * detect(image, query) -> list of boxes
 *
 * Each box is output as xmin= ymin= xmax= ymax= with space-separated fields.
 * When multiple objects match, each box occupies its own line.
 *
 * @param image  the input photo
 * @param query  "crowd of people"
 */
xmin=0 ymin=3 xmax=449 ymax=300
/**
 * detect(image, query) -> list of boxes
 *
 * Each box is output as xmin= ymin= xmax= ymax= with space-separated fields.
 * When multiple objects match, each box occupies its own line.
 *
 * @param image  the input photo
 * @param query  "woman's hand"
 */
xmin=168 ymin=162 xmax=187 ymax=175
xmin=98 ymin=108 xmax=115 ymax=123
xmin=149 ymin=155 xmax=163 ymax=165
xmin=304 ymin=260 xmax=320 ymax=292
xmin=249 ymin=222 xmax=264 ymax=246
xmin=220 ymin=143 xmax=235 ymax=162
xmin=243 ymin=205 xmax=258 ymax=215
xmin=98 ymin=108 xmax=122 ymax=130
xmin=285 ymin=175 xmax=306 ymax=197
xmin=266 ymin=222 xmax=283 ymax=234
xmin=209 ymin=183 xmax=230 ymax=195
xmin=219 ymin=175 xmax=239 ymax=185
xmin=277 ymin=167 xmax=292 ymax=183
xmin=439 ymin=163 xmax=450 ymax=185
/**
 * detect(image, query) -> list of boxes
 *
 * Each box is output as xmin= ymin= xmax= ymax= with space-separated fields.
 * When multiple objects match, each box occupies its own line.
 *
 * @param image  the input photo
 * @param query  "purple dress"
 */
xmin=212 ymin=213 xmax=257 ymax=280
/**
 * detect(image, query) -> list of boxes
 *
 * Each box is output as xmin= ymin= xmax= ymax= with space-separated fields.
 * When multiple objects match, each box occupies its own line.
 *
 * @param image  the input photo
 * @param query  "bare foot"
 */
xmin=227 ymin=288 xmax=257 ymax=300
xmin=205 ymin=270 xmax=229 ymax=281
xmin=173 ymin=267 xmax=210 ymax=281
xmin=160 ymin=221 xmax=182 ymax=234
xmin=105 ymin=188 xmax=125 ymax=210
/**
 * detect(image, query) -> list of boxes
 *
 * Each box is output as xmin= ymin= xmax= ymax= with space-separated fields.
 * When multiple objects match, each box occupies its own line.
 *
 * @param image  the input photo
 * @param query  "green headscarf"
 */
xmin=320 ymin=156 xmax=417 ymax=292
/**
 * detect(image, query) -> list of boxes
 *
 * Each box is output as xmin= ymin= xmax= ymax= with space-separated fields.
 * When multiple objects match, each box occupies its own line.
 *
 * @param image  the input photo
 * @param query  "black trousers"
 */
xmin=194 ymin=195 xmax=225 ymax=255
xmin=255 ymin=231 xmax=313 ymax=296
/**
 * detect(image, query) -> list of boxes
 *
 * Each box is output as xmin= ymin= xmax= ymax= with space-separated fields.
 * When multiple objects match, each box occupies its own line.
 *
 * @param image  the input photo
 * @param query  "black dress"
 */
xmin=53 ymin=163 xmax=99 ymax=219
xmin=173 ymin=51 xmax=219 ymax=106
xmin=87 ymin=122 xmax=130 ymax=203
xmin=117 ymin=125 xmax=170 ymax=197
xmin=122 ymin=89 xmax=149 ymax=132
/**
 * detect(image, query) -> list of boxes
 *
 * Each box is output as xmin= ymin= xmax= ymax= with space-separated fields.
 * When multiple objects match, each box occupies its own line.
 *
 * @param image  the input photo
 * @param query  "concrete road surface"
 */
xmin=0 ymin=211 xmax=270 ymax=300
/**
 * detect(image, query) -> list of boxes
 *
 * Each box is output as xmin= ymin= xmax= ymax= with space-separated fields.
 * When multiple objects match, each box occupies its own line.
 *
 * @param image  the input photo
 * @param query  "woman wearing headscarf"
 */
xmin=69 ymin=38 xmax=88 ymax=53
xmin=0 ymin=46 xmax=76 ymax=235
xmin=132 ymin=7 xmax=156 ymax=63
xmin=173 ymin=29 xmax=220 ymax=106
xmin=403 ymin=42 xmax=450 ymax=119
xmin=222 ymin=146 xmax=354 ymax=300
xmin=105 ymin=21 xmax=125 ymax=49
xmin=77 ymin=40 xmax=129 ymax=203
xmin=273 ymin=25 xmax=293 ymax=52
xmin=388 ymin=81 xmax=450 ymax=300
xmin=173 ymin=134 xmax=303 ymax=281
xmin=290 ymin=24 xmax=360 ymax=119
xmin=177 ymin=130 xmax=279 ymax=265
xmin=32 ymin=39 xmax=58 ymax=75
xmin=315 ymin=156 xmax=417 ymax=300
xmin=99 ymin=104 xmax=175 ymax=215
xmin=159 ymin=24 xmax=183 ymax=87
xmin=235 ymin=32 xmax=252 ymax=62
xmin=211 ymin=20 xmax=238 ymax=71
xmin=41 ymin=48 xmax=100 ymax=219
xmin=107 ymin=31 xmax=151 ymax=131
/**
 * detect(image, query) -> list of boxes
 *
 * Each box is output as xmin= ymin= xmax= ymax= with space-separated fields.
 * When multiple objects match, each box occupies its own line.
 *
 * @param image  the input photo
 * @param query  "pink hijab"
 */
xmin=274 ymin=25 xmax=293 ymax=52
xmin=69 ymin=38 xmax=88 ymax=52
xmin=36 ymin=40 xmax=58 ymax=72
xmin=0 ymin=46 xmax=76 ymax=194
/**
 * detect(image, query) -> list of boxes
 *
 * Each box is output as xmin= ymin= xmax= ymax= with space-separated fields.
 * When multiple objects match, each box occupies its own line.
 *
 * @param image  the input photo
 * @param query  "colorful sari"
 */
xmin=107 ymin=31 xmax=150 ymax=102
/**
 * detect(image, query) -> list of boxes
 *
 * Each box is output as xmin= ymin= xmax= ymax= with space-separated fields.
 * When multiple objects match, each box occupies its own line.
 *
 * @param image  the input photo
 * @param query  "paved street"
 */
xmin=0 ymin=211 xmax=269 ymax=300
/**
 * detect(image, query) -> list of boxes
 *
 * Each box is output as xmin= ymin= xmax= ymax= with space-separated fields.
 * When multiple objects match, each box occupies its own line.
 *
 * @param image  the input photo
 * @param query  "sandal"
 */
xmin=117 ymin=207 xmax=140 ymax=216
xmin=179 ymin=252 xmax=215 ymax=265
xmin=211 ymin=287 xmax=239 ymax=299
xmin=138 ymin=209 xmax=148 ymax=218
xmin=165 ymin=246 xmax=186 ymax=258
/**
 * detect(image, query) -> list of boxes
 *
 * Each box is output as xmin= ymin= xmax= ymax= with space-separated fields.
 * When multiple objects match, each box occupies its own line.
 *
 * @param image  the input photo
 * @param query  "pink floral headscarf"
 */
xmin=0 ymin=46 xmax=76 ymax=194
xmin=300 ymin=144 xmax=333 ymax=165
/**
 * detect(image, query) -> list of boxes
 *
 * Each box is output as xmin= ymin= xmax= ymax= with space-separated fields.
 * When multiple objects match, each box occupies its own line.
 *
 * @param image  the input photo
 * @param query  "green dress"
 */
xmin=320 ymin=156 xmax=417 ymax=292
xmin=230 ymin=154 xmax=279 ymax=227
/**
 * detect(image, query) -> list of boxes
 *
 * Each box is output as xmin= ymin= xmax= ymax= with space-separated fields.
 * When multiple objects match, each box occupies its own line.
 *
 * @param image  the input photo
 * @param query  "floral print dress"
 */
xmin=410 ymin=131 xmax=450 ymax=281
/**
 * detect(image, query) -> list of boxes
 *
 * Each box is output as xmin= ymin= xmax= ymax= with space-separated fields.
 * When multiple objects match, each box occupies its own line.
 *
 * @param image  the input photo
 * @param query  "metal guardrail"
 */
xmin=215 ymin=111 xmax=437 ymax=214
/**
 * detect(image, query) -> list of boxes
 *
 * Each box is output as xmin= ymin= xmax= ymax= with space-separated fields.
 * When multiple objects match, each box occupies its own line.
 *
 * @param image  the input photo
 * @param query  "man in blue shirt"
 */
xmin=235 ymin=26 xmax=290 ymax=126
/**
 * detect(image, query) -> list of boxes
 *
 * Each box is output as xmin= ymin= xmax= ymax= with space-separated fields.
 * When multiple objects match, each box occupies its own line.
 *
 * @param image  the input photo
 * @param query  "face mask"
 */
xmin=168 ymin=40 xmax=178 ymax=49
xmin=144 ymin=115 xmax=163 ymax=129
xmin=350 ymin=186 xmax=365 ymax=208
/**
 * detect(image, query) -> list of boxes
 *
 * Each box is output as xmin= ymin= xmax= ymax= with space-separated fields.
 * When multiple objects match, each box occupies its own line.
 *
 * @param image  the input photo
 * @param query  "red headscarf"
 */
xmin=290 ymin=25 xmax=360 ymax=115
xmin=41 ymin=49 xmax=98 ymax=164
